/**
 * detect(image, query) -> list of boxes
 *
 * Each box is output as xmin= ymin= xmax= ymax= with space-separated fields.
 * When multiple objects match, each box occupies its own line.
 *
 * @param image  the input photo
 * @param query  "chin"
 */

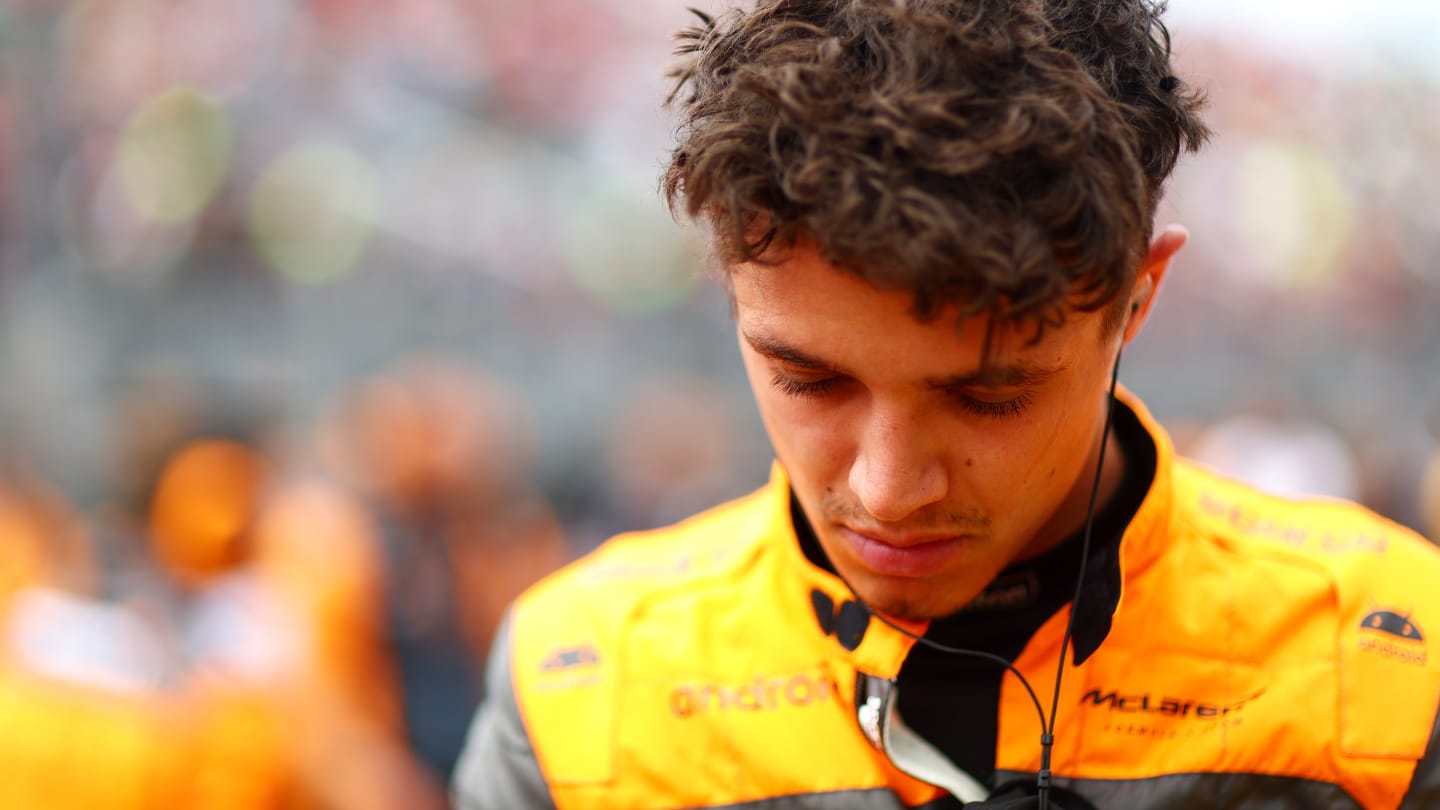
xmin=853 ymin=578 xmax=975 ymax=622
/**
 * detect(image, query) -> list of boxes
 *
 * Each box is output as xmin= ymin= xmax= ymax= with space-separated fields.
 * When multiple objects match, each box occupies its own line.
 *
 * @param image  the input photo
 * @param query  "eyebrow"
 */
xmin=921 ymin=363 xmax=1064 ymax=389
xmin=743 ymin=330 xmax=1066 ymax=388
xmin=743 ymin=332 xmax=842 ymax=372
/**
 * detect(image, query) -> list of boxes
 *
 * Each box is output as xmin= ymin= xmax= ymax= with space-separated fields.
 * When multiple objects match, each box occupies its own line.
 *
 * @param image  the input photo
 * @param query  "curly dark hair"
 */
xmin=662 ymin=0 xmax=1209 ymax=337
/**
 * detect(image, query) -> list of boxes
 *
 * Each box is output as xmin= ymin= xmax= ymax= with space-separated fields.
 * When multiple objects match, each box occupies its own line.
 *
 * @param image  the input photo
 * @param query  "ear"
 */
xmin=1123 ymin=224 xmax=1188 ymax=344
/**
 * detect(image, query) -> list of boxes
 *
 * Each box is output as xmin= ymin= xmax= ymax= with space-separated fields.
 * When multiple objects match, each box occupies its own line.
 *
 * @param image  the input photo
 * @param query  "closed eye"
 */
xmin=770 ymin=369 xmax=842 ymax=398
xmin=950 ymin=390 xmax=1034 ymax=419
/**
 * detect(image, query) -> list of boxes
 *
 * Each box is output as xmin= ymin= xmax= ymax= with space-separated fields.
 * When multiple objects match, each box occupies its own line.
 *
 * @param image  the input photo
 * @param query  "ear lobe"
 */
xmin=1123 ymin=224 xmax=1187 ymax=343
xmin=1130 ymin=275 xmax=1154 ymax=313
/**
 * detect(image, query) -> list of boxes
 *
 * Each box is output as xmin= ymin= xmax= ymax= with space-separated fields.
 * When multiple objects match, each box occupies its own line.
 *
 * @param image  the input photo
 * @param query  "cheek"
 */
xmin=742 ymin=359 xmax=853 ymax=479
xmin=952 ymin=395 xmax=1086 ymax=501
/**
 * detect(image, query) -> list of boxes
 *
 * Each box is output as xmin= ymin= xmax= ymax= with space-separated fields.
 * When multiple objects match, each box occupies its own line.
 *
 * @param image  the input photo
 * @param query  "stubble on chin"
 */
xmin=873 ymin=598 xmax=937 ymax=623
xmin=847 ymin=575 xmax=979 ymax=623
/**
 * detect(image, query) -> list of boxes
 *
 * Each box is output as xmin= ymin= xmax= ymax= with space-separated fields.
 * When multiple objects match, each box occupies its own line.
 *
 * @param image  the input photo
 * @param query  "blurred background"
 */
xmin=0 ymin=0 xmax=1437 ymax=806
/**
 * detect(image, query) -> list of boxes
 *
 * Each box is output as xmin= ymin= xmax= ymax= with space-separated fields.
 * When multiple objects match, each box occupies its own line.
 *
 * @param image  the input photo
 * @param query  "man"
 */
xmin=453 ymin=1 xmax=1440 ymax=807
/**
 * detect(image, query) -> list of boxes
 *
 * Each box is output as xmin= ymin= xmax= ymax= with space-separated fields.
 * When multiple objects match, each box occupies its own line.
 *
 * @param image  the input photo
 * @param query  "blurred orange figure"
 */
xmin=0 ymin=472 xmax=94 ymax=608
xmin=1421 ymin=446 xmax=1440 ymax=545
xmin=0 ymin=360 xmax=569 ymax=805
xmin=0 ymin=436 xmax=446 ymax=809
xmin=315 ymin=357 xmax=571 ymax=781
xmin=0 ymin=473 xmax=192 ymax=810
xmin=152 ymin=438 xmax=446 ymax=809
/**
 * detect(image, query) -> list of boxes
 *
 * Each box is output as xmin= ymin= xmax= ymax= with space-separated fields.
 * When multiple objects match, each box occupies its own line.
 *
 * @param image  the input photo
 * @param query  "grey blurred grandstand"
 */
xmin=1 ymin=0 xmax=1437 ymax=580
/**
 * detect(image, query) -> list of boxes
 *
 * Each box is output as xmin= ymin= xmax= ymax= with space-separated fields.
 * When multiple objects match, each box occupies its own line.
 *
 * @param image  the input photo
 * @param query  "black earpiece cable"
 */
xmin=1038 ymin=341 xmax=1124 ymax=809
xmin=867 ymin=610 xmax=1050 ymax=736
xmin=859 ymin=340 xmax=1125 ymax=810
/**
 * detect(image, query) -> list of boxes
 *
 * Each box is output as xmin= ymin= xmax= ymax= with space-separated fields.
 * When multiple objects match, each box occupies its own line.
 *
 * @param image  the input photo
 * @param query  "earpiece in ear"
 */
xmin=1125 ymin=276 xmax=1153 ymax=328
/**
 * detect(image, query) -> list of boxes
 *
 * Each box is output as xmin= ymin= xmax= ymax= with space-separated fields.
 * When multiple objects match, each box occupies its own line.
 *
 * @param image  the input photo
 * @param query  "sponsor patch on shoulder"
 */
xmin=540 ymin=644 xmax=601 ymax=672
xmin=668 ymin=665 xmax=837 ymax=718
xmin=583 ymin=547 xmax=735 ymax=582
xmin=1357 ymin=608 xmax=1426 ymax=665
xmin=1195 ymin=491 xmax=1389 ymax=555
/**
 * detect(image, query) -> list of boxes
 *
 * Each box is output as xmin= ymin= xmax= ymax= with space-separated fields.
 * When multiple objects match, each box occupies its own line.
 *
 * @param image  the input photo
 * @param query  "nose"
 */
xmin=848 ymin=407 xmax=947 ymax=522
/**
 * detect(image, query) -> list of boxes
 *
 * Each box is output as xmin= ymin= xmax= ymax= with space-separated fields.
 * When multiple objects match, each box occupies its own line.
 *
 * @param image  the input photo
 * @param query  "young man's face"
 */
xmin=733 ymin=244 xmax=1141 ymax=621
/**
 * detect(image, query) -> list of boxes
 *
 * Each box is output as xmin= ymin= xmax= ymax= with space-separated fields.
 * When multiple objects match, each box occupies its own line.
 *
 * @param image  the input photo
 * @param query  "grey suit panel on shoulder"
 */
xmin=677 ymin=789 xmax=905 ymax=810
xmin=451 ymin=618 xmax=556 ymax=810
xmin=996 ymin=769 xmax=1362 ymax=809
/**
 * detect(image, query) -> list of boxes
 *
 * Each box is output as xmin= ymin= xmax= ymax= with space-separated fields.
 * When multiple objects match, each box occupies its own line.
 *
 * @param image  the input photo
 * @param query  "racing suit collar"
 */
xmin=766 ymin=463 xmax=924 ymax=679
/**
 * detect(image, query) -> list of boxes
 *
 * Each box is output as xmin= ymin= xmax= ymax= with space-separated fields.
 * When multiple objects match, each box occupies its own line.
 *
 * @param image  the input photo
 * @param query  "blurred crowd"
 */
xmin=0 ymin=359 xmax=571 ymax=806
xmin=0 ymin=0 xmax=1437 ymax=807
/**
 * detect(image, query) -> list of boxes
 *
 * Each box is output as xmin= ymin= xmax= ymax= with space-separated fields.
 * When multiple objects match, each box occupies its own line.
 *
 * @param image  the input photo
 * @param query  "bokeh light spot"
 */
xmin=564 ymin=187 xmax=701 ymax=315
xmin=115 ymin=87 xmax=232 ymax=225
xmin=248 ymin=143 xmax=381 ymax=285
xmin=1232 ymin=141 xmax=1353 ymax=290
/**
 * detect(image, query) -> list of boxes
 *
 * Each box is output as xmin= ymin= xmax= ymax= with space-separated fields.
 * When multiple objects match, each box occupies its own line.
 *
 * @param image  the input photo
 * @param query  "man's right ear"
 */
xmin=1124 ymin=224 xmax=1187 ymax=343
xmin=1130 ymin=275 xmax=1154 ymax=315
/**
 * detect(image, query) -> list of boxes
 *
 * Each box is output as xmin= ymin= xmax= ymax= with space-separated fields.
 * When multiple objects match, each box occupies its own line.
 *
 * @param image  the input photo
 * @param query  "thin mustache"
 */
xmin=819 ymin=492 xmax=991 ymax=532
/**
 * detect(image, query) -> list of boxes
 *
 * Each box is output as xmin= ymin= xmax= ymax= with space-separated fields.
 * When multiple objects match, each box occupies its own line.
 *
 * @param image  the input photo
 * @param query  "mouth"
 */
xmin=838 ymin=526 xmax=974 ymax=578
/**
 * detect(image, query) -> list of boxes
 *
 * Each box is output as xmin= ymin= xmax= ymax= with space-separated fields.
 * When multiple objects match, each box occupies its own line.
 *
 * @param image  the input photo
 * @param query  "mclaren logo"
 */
xmin=1358 ymin=608 xmax=1426 ymax=665
xmin=1081 ymin=688 xmax=1263 ymax=719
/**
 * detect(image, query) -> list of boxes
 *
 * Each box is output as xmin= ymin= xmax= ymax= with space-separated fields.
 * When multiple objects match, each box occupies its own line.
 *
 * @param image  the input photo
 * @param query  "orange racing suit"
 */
xmin=453 ymin=390 xmax=1440 ymax=809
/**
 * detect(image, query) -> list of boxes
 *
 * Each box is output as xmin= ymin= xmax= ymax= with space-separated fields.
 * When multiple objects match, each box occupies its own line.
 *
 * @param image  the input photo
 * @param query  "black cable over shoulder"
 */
xmin=867 ymin=611 xmax=1050 ymax=737
xmin=1038 ymin=344 xmax=1125 ymax=810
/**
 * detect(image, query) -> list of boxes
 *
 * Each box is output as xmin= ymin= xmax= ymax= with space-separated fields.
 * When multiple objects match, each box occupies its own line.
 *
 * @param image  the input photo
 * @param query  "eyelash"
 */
xmin=770 ymin=371 xmax=837 ymax=399
xmin=957 ymin=391 xmax=1034 ymax=419
xmin=768 ymin=370 xmax=1034 ymax=419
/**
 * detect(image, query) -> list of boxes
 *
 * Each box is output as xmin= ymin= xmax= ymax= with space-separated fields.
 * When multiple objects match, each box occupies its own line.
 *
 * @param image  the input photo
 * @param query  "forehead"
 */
xmin=730 ymin=247 xmax=1095 ymax=376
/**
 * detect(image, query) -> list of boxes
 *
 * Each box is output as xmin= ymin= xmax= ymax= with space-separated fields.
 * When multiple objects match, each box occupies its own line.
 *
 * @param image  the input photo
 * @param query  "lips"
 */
xmin=838 ymin=526 xmax=972 ymax=578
